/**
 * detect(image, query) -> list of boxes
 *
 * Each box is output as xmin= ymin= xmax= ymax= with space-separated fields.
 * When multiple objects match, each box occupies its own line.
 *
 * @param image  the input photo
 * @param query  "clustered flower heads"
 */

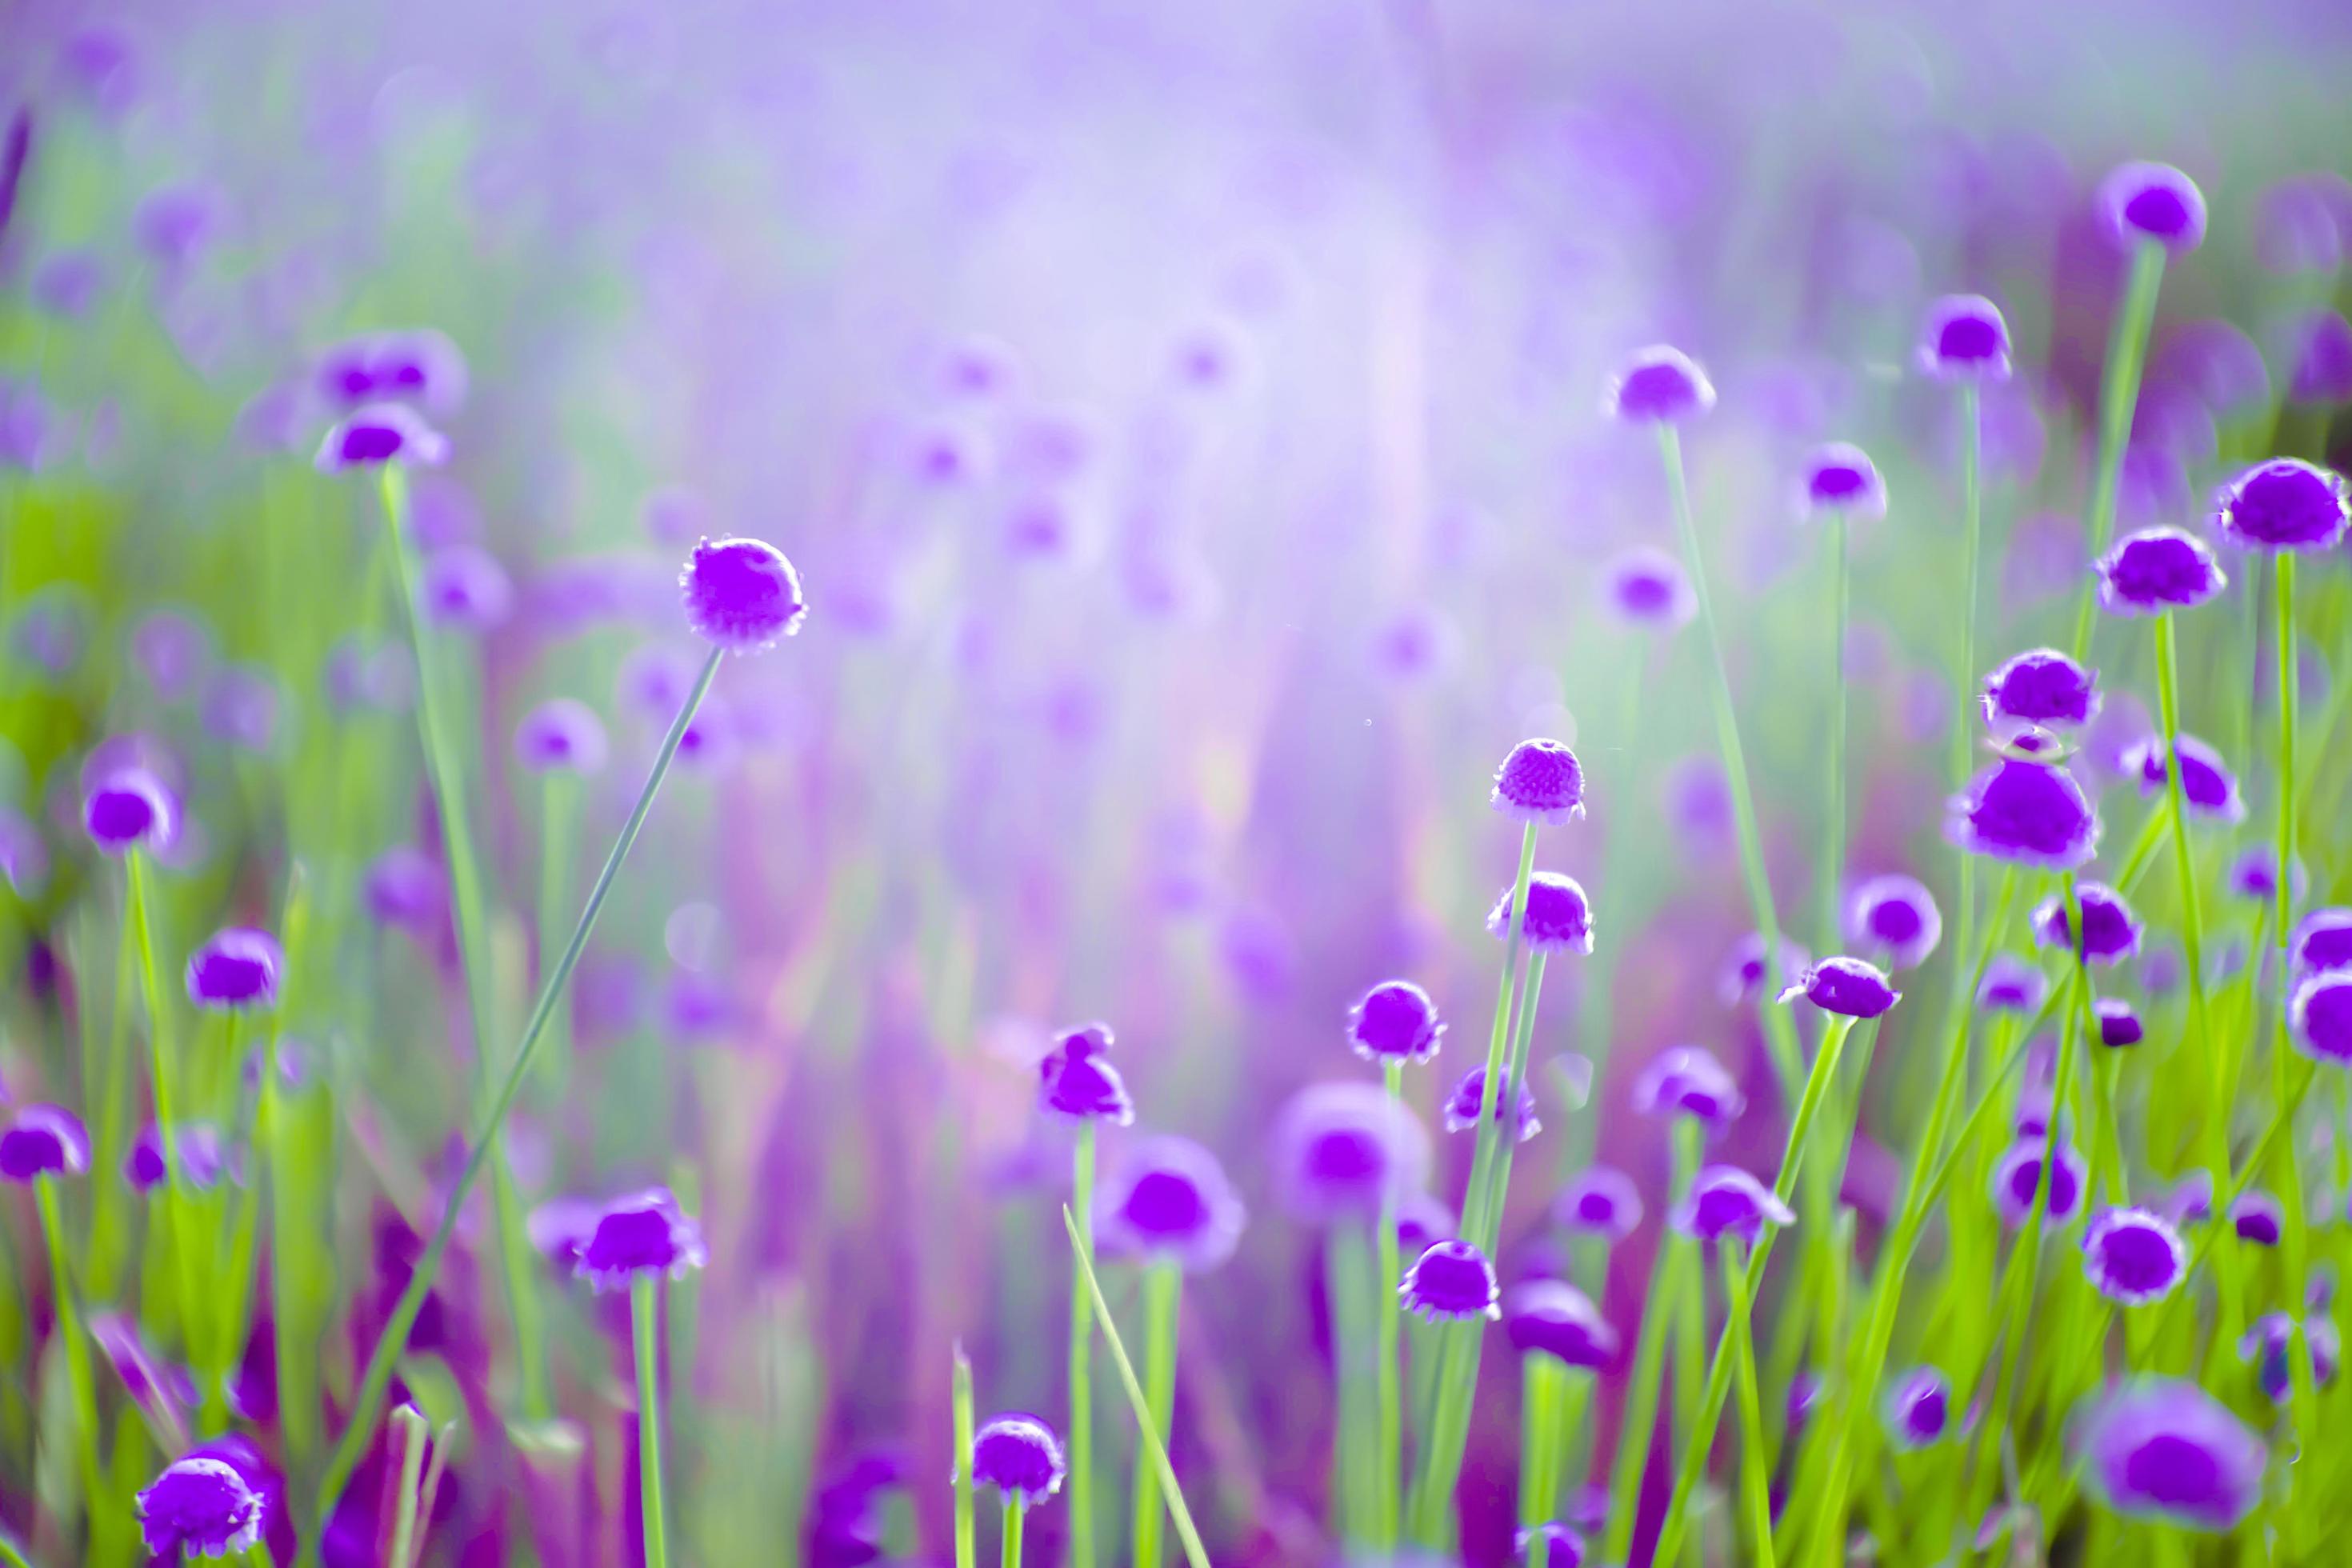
xmin=1486 ymin=870 xmax=1596 ymax=954
xmin=679 ymin=535 xmax=809 ymax=652
xmin=1490 ymin=738 xmax=1586 ymax=825
xmin=1719 ymin=931 xmax=1807 ymax=1006
xmin=1845 ymin=875 xmax=1942 ymax=970
xmin=2293 ymin=907 xmax=2352 ymax=973
xmin=1347 ymin=978 xmax=1445 ymax=1063
xmin=2094 ymin=998 xmax=2144 ymax=1048
xmin=1977 ymin=954 xmax=2050 ymax=1014
xmin=1778 ymin=954 xmax=1902 ymax=1018
xmin=2076 ymin=1378 xmax=2265 ymax=1531
xmin=82 ymin=767 xmax=179 ymax=854
xmin=2094 ymin=527 xmax=2228 ymax=615
xmin=1504 ymin=1281 xmax=1617 ymax=1369
xmin=1442 ymin=1066 xmax=1542 ymax=1143
xmin=515 ymin=698 xmax=611 ymax=774
xmin=2292 ymin=970 xmax=2352 ymax=1063
xmin=1605 ymin=345 xmax=1714 ymax=423
xmin=1518 ymin=1521 xmax=1588 ymax=1568
xmin=2210 ymin=457 xmax=2350 ymax=553
xmin=1991 ymin=1140 xmax=2086 ymax=1227
xmin=969 ymin=1414 xmax=1066 ymax=1503
xmin=1400 ymin=1239 xmax=1501 ymax=1321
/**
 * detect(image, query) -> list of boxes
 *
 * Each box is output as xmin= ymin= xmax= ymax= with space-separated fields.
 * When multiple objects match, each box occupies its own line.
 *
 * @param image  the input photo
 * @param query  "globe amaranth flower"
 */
xmin=2082 ymin=1207 xmax=2187 ymax=1306
xmin=84 ymin=768 xmax=179 ymax=855
xmin=2032 ymin=883 xmax=2142 ymax=966
xmin=1095 ymin=1136 xmax=1245 ymax=1272
xmin=137 ymin=1454 xmax=264 ymax=1558
xmin=1037 ymin=1022 xmax=1134 ymax=1124
xmin=0 ymin=1105 xmax=90 ymax=1181
xmin=314 ymin=402 xmax=448 ymax=471
xmin=1948 ymin=757 xmax=2099 ymax=870
xmin=2229 ymin=1190 xmax=2283 ymax=1247
xmin=2294 ymin=909 xmax=2352 ymax=974
xmin=2075 ymin=1378 xmax=2264 ymax=1531
xmin=1634 ymin=1046 xmax=1745 ymax=1130
xmin=1554 ymin=1165 xmax=1642 ymax=1242
xmin=127 ymin=1122 xmax=226 ymax=1192
xmin=1442 ymin=1066 xmax=1540 ymax=1144
xmin=1400 ymin=1239 xmax=1500 ymax=1321
xmin=2094 ymin=527 xmax=2227 ymax=615
xmin=1602 ymin=546 xmax=1695 ymax=630
xmin=1845 ymin=876 xmax=1942 ymax=970
xmin=1991 ymin=1140 xmax=2086 ymax=1227
xmin=1982 ymin=648 xmax=2100 ymax=731
xmin=1719 ymin=932 xmax=1807 ymax=1006
xmin=184 ymin=928 xmax=285 ymax=1011
xmin=2290 ymin=971 xmax=2352 ymax=1063
xmin=1778 ymin=955 xmax=1901 ymax=1018
xmin=2123 ymin=734 xmax=2244 ymax=823
xmin=574 ymin=1186 xmax=707 ymax=1291
xmin=1884 ymin=1366 xmax=1953 ymax=1450
xmin=2100 ymin=162 xmax=2207 ymax=253
xmin=2212 ymin=458 xmax=2350 ymax=553
xmin=970 ymin=1414 xmax=1065 ymax=1503
xmin=681 ymin=536 xmax=808 ymax=652
xmin=1490 ymin=738 xmax=1586 ymax=826
xmin=1517 ymin=1522 xmax=1588 ymax=1568
xmin=515 ymin=698 xmax=611 ymax=774
xmin=1605 ymin=346 xmax=1714 ymax=423
xmin=1978 ymin=954 xmax=2050 ymax=1014
xmin=1486 ymin=871 xmax=1594 ymax=954
xmin=1505 ymin=1280 xmax=1616 ymax=1369
xmin=2094 ymin=998 xmax=2144 ymax=1049
xmin=1273 ymin=1082 xmax=1431 ymax=1225
xmin=1348 ymin=979 xmax=1444 ymax=1064
xmin=1919 ymin=294 xmax=2013 ymax=381
xmin=1802 ymin=442 xmax=1886 ymax=520
xmin=1670 ymin=1166 xmax=1793 ymax=1247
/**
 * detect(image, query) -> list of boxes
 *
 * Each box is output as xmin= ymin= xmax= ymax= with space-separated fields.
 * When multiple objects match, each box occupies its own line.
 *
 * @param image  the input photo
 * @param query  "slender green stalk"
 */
xmin=386 ymin=1406 xmax=430 ymax=1568
xmin=537 ymin=770 xmax=581 ymax=1092
xmin=35 ymin=1178 xmax=102 ymax=1518
xmin=0 ymin=1534 xmax=29 ymax=1568
xmin=1600 ymin=1126 xmax=1702 ymax=1564
xmin=1374 ymin=1058 xmax=1406 ymax=1550
xmin=1720 ymin=1244 xmax=1773 ymax=1568
xmin=1823 ymin=507 xmax=1849 ymax=946
xmin=1459 ymin=823 xmax=1542 ymax=1251
xmin=2069 ymin=239 xmax=2168 ymax=661
xmin=1067 ymin=1120 xmax=1098 ymax=1568
xmin=954 ymin=1344 xmax=978 ymax=1568
xmin=1331 ymin=1227 xmax=1377 ymax=1545
xmin=1474 ymin=951 xmax=1550 ymax=1254
xmin=1001 ymin=1497 xmax=1024 ymax=1568
xmin=126 ymin=851 xmax=205 ymax=1361
xmin=2270 ymin=550 xmax=2321 ymax=1494
xmin=1951 ymin=381 xmax=1982 ymax=1022
xmin=310 ymin=642 xmax=725 ymax=1547
xmin=1518 ymin=1354 xmax=1564 ymax=1529
xmin=1132 ymin=1261 xmax=1181 ymax=1568
xmin=633 ymin=1274 xmax=670 ymax=1568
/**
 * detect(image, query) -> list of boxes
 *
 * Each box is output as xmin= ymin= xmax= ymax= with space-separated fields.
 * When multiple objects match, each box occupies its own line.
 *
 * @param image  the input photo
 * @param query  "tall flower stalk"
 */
xmin=633 ymin=1274 xmax=673 ymax=1568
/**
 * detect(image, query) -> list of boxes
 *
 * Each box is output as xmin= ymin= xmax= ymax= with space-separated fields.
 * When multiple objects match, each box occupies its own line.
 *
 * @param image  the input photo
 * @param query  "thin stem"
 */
xmin=1952 ymin=380 xmax=1982 ymax=1027
xmin=1518 ymin=1354 xmax=1563 ymax=1529
xmin=954 ymin=1344 xmax=978 ymax=1568
xmin=2271 ymin=550 xmax=2320 ymax=1495
xmin=634 ymin=1274 xmax=669 ymax=1568
xmin=1601 ymin=1126 xmax=1700 ymax=1564
xmin=1824 ymin=507 xmax=1849 ymax=947
xmin=36 ymin=1178 xmax=103 ymax=1519
xmin=1475 ymin=952 xmax=1551 ymax=1254
xmin=1067 ymin=1121 xmax=1098 ymax=1568
xmin=1374 ymin=1058 xmax=1406 ymax=1550
xmin=2070 ymin=239 xmax=2168 ymax=661
xmin=1722 ymin=1244 xmax=1774 ymax=1568
xmin=126 ymin=851 xmax=205 ymax=1363
xmin=1001 ymin=1498 xmax=1024 ymax=1568
xmin=386 ymin=1406 xmax=430 ymax=1568
xmin=1459 ymin=823 xmax=1542 ymax=1251
xmin=1132 ymin=1261 xmax=1181 ymax=1568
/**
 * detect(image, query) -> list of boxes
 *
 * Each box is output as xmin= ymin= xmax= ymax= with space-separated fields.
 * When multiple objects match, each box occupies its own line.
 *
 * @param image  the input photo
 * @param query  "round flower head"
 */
xmin=1948 ymin=757 xmax=2099 ymax=870
xmin=2082 ymin=1207 xmax=2187 ymax=1306
xmin=2294 ymin=909 xmax=2352 ymax=974
xmin=1037 ymin=1023 xmax=1134 ymax=1124
xmin=1982 ymin=649 xmax=2101 ymax=731
xmin=2125 ymin=734 xmax=2244 ymax=823
xmin=1400 ymin=1239 xmax=1500 ymax=1322
xmin=1978 ymin=954 xmax=2050 ymax=1014
xmin=1490 ymin=738 xmax=1586 ymax=826
xmin=1096 ymin=1136 xmax=1245 ymax=1273
xmin=126 ymin=1122 xmax=225 ymax=1192
xmin=1991 ymin=1140 xmax=2086 ymax=1227
xmin=2240 ymin=1314 xmax=2330 ymax=1404
xmin=2212 ymin=458 xmax=2351 ymax=554
xmin=2100 ymin=162 xmax=2207 ymax=252
xmin=1606 ymin=346 xmax=1714 ymax=423
xmin=1504 ymin=1280 xmax=1617 ymax=1369
xmin=515 ymin=698 xmax=610 ymax=774
xmin=2230 ymin=1190 xmax=2283 ymax=1248
xmin=1486 ymin=871 xmax=1595 ymax=954
xmin=2163 ymin=1169 xmax=2215 ymax=1227
xmin=1634 ymin=1046 xmax=1745 ymax=1130
xmin=137 ymin=1454 xmax=263 ymax=1558
xmin=2076 ymin=1378 xmax=2264 ymax=1530
xmin=2031 ymin=883 xmax=2142 ymax=965
xmin=1802 ymin=442 xmax=1886 ymax=520
xmin=83 ymin=768 xmax=179 ymax=855
xmin=2094 ymin=527 xmax=2227 ymax=616
xmin=314 ymin=402 xmax=448 ymax=471
xmin=1720 ymin=932 xmax=1807 ymax=1006
xmin=2094 ymin=998 xmax=2144 ymax=1049
xmin=1518 ymin=1522 xmax=1587 ymax=1568
xmin=970 ymin=1414 xmax=1065 ymax=1503
xmin=1602 ymin=546 xmax=1695 ymax=630
xmin=1348 ymin=979 xmax=1444 ymax=1064
xmin=1554 ymin=1165 xmax=1642 ymax=1242
xmin=2291 ymin=971 xmax=2352 ymax=1064
xmin=1918 ymin=294 xmax=2014 ymax=382
xmin=420 ymin=546 xmax=514 ymax=630
xmin=1778 ymin=955 xmax=1901 ymax=1018
xmin=1845 ymin=876 xmax=1943 ymax=970
xmin=184 ymin=928 xmax=284 ymax=1011
xmin=574 ymin=1186 xmax=708 ymax=1290
xmin=680 ymin=536 xmax=808 ymax=652
xmin=1273 ymin=1082 xmax=1430 ymax=1225
xmin=1883 ymin=1366 xmax=1953 ymax=1450
xmin=1670 ymin=1166 xmax=1794 ymax=1247
xmin=1442 ymin=1066 xmax=1540 ymax=1144
xmin=1394 ymin=1192 xmax=1454 ymax=1256
xmin=0 ymin=1105 xmax=90 ymax=1181
xmin=365 ymin=846 xmax=446 ymax=933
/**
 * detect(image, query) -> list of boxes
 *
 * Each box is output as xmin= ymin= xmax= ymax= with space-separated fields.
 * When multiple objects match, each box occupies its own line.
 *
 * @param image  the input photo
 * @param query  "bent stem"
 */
xmin=633 ymin=1274 xmax=670 ymax=1568
xmin=1067 ymin=1121 xmax=1098 ymax=1568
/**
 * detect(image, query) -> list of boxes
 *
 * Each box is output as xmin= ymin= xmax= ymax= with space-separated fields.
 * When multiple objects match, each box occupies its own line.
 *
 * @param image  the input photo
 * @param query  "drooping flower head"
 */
xmin=1982 ymin=649 xmax=2101 ymax=731
xmin=83 ymin=768 xmax=180 ymax=855
xmin=1845 ymin=876 xmax=1943 ymax=970
xmin=1947 ymin=757 xmax=2099 ymax=869
xmin=2230 ymin=1190 xmax=2283 ymax=1248
xmin=2032 ymin=883 xmax=2142 ymax=966
xmin=2099 ymin=162 xmax=2208 ymax=253
xmin=1442 ymin=1067 xmax=1540 ymax=1144
xmin=1633 ymin=1046 xmax=1745 ymax=1130
xmin=1517 ymin=1522 xmax=1588 ymax=1568
xmin=2094 ymin=998 xmax=2144 ymax=1049
xmin=1504 ymin=1281 xmax=1616 ymax=1369
xmin=2075 ymin=1378 xmax=2265 ymax=1531
xmin=1347 ymin=979 xmax=1444 ymax=1064
xmin=1273 ymin=1082 xmax=1430 ymax=1225
xmin=574 ymin=1186 xmax=707 ymax=1291
xmin=1606 ymin=346 xmax=1714 ymax=423
xmin=2082 ymin=1207 xmax=2187 ymax=1306
xmin=1884 ymin=1366 xmax=1954 ymax=1450
xmin=1778 ymin=955 xmax=1901 ymax=1018
xmin=184 ymin=928 xmax=285 ymax=1011
xmin=2294 ymin=909 xmax=2352 ymax=974
xmin=2125 ymin=734 xmax=2245 ymax=823
xmin=970 ymin=1414 xmax=1065 ymax=1503
xmin=680 ymin=537 xmax=809 ymax=652
xmin=1553 ymin=1165 xmax=1642 ymax=1242
xmin=1486 ymin=872 xmax=1595 ymax=954
xmin=1602 ymin=546 xmax=1695 ymax=630
xmin=1037 ymin=1023 xmax=1134 ymax=1124
xmin=2212 ymin=458 xmax=2351 ymax=554
xmin=1802 ymin=442 xmax=1886 ymax=520
xmin=1719 ymin=932 xmax=1807 ymax=1006
xmin=136 ymin=1454 xmax=263 ymax=1558
xmin=1095 ymin=1137 xmax=1245 ymax=1273
xmin=1991 ymin=1140 xmax=2086 ymax=1227
xmin=314 ymin=402 xmax=448 ymax=471
xmin=1978 ymin=954 xmax=2050 ymax=1015
xmin=1400 ymin=1239 xmax=1500 ymax=1322
xmin=0 ymin=1105 xmax=90 ymax=1181
xmin=515 ymin=698 xmax=611 ymax=774
xmin=2094 ymin=528 xmax=2227 ymax=615
xmin=1918 ymin=295 xmax=2013 ymax=382
xmin=1490 ymin=738 xmax=1586 ymax=826
xmin=2292 ymin=971 xmax=2352 ymax=1064
xmin=1670 ymin=1166 xmax=1793 ymax=1247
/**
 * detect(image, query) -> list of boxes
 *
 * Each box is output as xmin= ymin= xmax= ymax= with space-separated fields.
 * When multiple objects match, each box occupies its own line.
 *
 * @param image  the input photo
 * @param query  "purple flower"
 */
xmin=2032 ymin=883 xmax=2142 ymax=966
xmin=526 ymin=1196 xmax=601 ymax=1270
xmin=0 ymin=809 xmax=48 ymax=895
xmin=133 ymin=184 xmax=219 ymax=269
xmin=1720 ymin=932 xmax=1807 ymax=1006
xmin=0 ymin=1105 xmax=90 ymax=1181
xmin=1634 ymin=1046 xmax=1745 ymax=1130
xmin=680 ymin=536 xmax=807 ymax=652
xmin=1982 ymin=648 xmax=2100 ymax=730
xmin=1517 ymin=1522 xmax=1588 ymax=1568
xmin=2163 ymin=1170 xmax=2215 ymax=1227
xmin=1978 ymin=954 xmax=2050 ymax=1014
xmin=2286 ymin=310 xmax=2352 ymax=403
xmin=1394 ymin=1193 xmax=1454 ymax=1256
xmin=1400 ymin=1239 xmax=1500 ymax=1321
xmin=574 ymin=1186 xmax=707 ymax=1290
xmin=2257 ymin=174 xmax=2352 ymax=274
xmin=184 ymin=928 xmax=284 ymax=1011
xmin=2230 ymin=1190 xmax=2283 ymax=1248
xmin=2094 ymin=998 xmax=2143 ymax=1049
xmin=2291 ymin=971 xmax=2352 ymax=1063
xmin=132 ymin=610 xmax=213 ymax=703
xmin=1919 ymin=294 xmax=2013 ymax=381
xmin=137 ymin=1454 xmax=263 ymax=1558
xmin=1602 ymin=546 xmax=1695 ymax=630
xmin=2212 ymin=458 xmax=2350 ymax=554
xmin=1845 ymin=876 xmax=1942 ymax=970
xmin=202 ymin=667 xmax=279 ymax=754
xmin=1274 ymin=1083 xmax=1430 ymax=1225
xmin=2240 ymin=1314 xmax=2338 ymax=1404
xmin=127 ymin=1122 xmax=226 ymax=1193
xmin=1884 ymin=1366 xmax=1953 ymax=1450
xmin=2076 ymin=1378 xmax=2264 ymax=1530
xmin=83 ymin=768 xmax=179 ymax=855
xmin=1554 ymin=1166 xmax=1642 ymax=1242
xmin=515 ymin=698 xmax=610 ymax=774
xmin=420 ymin=546 xmax=514 ymax=630
xmin=1348 ymin=980 xmax=1444 ymax=1064
xmin=365 ymin=846 xmax=446 ymax=934
xmin=1670 ymin=1166 xmax=1793 ymax=1247
xmin=2231 ymin=851 xmax=2307 ymax=906
xmin=2082 ymin=1207 xmax=2187 ymax=1306
xmin=1778 ymin=955 xmax=1901 ymax=1018
xmin=1948 ymin=758 xmax=2099 ymax=869
xmin=1605 ymin=346 xmax=1714 ymax=423
xmin=1096 ymin=1137 xmax=1244 ymax=1273
xmin=1504 ymin=1280 xmax=1616 ymax=1369
xmin=1490 ymin=738 xmax=1586 ymax=826
xmin=970 ymin=1414 xmax=1065 ymax=1502
xmin=314 ymin=402 xmax=448 ymax=471
xmin=1442 ymin=1067 xmax=1540 ymax=1144
xmin=2125 ymin=734 xmax=2244 ymax=823
xmin=2094 ymin=527 xmax=2227 ymax=616
xmin=2295 ymin=909 xmax=2352 ymax=974
xmin=1802 ymin=442 xmax=1886 ymax=519
xmin=1991 ymin=1140 xmax=2086 ymax=1227
xmin=1037 ymin=1024 xmax=1134 ymax=1125
xmin=2099 ymin=162 xmax=2207 ymax=252
xmin=1486 ymin=872 xmax=1595 ymax=954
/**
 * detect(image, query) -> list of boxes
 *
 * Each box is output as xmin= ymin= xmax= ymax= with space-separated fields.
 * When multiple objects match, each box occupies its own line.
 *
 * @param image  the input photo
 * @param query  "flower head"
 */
xmin=1606 ymin=346 xmax=1714 ymax=423
xmin=2294 ymin=909 xmax=2352 ymax=974
xmin=1553 ymin=1165 xmax=1642 ymax=1242
xmin=1504 ymin=1281 xmax=1616 ymax=1368
xmin=2100 ymin=162 xmax=2208 ymax=252
xmin=1884 ymin=1366 xmax=1953 ymax=1450
xmin=1490 ymin=738 xmax=1586 ymax=826
xmin=1442 ymin=1067 xmax=1540 ymax=1144
xmin=2094 ymin=998 xmax=2144 ymax=1049
xmin=1273 ymin=1082 xmax=1430 ymax=1225
xmin=2163 ymin=1170 xmax=2215 ymax=1227
xmin=83 ymin=768 xmax=179 ymax=855
xmin=2076 ymin=1378 xmax=2264 ymax=1531
xmin=1778 ymin=955 xmax=1901 ymax=1018
xmin=1347 ymin=980 xmax=1444 ymax=1064
xmin=970 ymin=1414 xmax=1065 ymax=1503
xmin=2230 ymin=1190 xmax=2283 ymax=1248
xmin=2031 ymin=883 xmax=2142 ymax=965
xmin=680 ymin=537 xmax=808 ymax=652
xmin=515 ymin=698 xmax=610 ymax=774
xmin=1991 ymin=1140 xmax=2086 ymax=1227
xmin=1982 ymin=649 xmax=2100 ymax=731
xmin=1978 ymin=954 xmax=2050 ymax=1014
xmin=0 ymin=1105 xmax=90 ymax=1181
xmin=1670 ymin=1166 xmax=1793 ymax=1247
xmin=2094 ymin=527 xmax=2227 ymax=615
xmin=1845 ymin=876 xmax=1942 ymax=970
xmin=1517 ymin=1522 xmax=1588 ymax=1568
xmin=1602 ymin=546 xmax=1695 ymax=630
xmin=1096 ymin=1137 xmax=1244 ymax=1273
xmin=1486 ymin=872 xmax=1595 ymax=954
xmin=2240 ymin=1313 xmax=2337 ymax=1404
xmin=2082 ymin=1207 xmax=2187 ymax=1306
xmin=365 ymin=846 xmax=446 ymax=933
xmin=184 ymin=928 xmax=284 ymax=1011
xmin=1634 ymin=1046 xmax=1745 ymax=1130
xmin=137 ymin=1454 xmax=263 ymax=1558
xmin=574 ymin=1187 xmax=707 ymax=1291
xmin=1719 ymin=932 xmax=1806 ymax=1006
xmin=1919 ymin=295 xmax=2013 ymax=381
xmin=1400 ymin=1239 xmax=1500 ymax=1321
xmin=1802 ymin=442 xmax=1886 ymax=520
xmin=1947 ymin=758 xmax=2099 ymax=869
xmin=2212 ymin=458 xmax=2351 ymax=554
xmin=2292 ymin=971 xmax=2352 ymax=1063
xmin=1394 ymin=1192 xmax=1453 ymax=1257
xmin=126 ymin=1122 xmax=225 ymax=1192
xmin=314 ymin=402 xmax=448 ymax=471
xmin=420 ymin=546 xmax=513 ymax=631
xmin=2126 ymin=734 xmax=2245 ymax=823
xmin=2286 ymin=309 xmax=2352 ymax=403
xmin=1038 ymin=1023 xmax=1134 ymax=1124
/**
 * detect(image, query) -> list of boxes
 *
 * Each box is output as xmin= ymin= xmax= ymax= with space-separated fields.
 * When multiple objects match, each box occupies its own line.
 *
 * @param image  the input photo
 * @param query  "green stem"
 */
xmin=386 ymin=1406 xmax=430 ymax=1568
xmin=1600 ymin=1126 xmax=1700 ymax=1563
xmin=954 ymin=1344 xmax=978 ymax=1568
xmin=1721 ymin=1244 xmax=1774 ymax=1568
xmin=1475 ymin=952 xmax=1551 ymax=1254
xmin=634 ymin=1274 xmax=669 ymax=1568
xmin=35 ymin=1178 xmax=102 ymax=1522
xmin=1132 ymin=1262 xmax=1181 ymax=1568
xmin=537 ymin=770 xmax=580 ymax=1094
xmin=1001 ymin=1497 xmax=1024 ymax=1568
xmin=1952 ymin=380 xmax=1982 ymax=1030
xmin=1331 ymin=1227 xmax=1376 ymax=1545
xmin=126 ymin=851 xmax=206 ymax=1366
xmin=1824 ymin=507 xmax=1849 ymax=946
xmin=1459 ymin=824 xmax=1542 ymax=1251
xmin=2069 ymin=239 xmax=2167 ymax=662
xmin=2271 ymin=550 xmax=2320 ymax=1510
xmin=1518 ymin=1355 xmax=1563 ymax=1529
xmin=1374 ymin=1058 xmax=1406 ymax=1550
xmin=1067 ymin=1120 xmax=1097 ymax=1568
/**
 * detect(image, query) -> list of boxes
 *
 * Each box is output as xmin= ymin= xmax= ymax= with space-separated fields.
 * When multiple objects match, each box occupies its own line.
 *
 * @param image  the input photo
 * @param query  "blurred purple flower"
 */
xmin=2076 ymin=1378 xmax=2262 ymax=1530
xmin=1401 ymin=1239 xmax=1500 ymax=1321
